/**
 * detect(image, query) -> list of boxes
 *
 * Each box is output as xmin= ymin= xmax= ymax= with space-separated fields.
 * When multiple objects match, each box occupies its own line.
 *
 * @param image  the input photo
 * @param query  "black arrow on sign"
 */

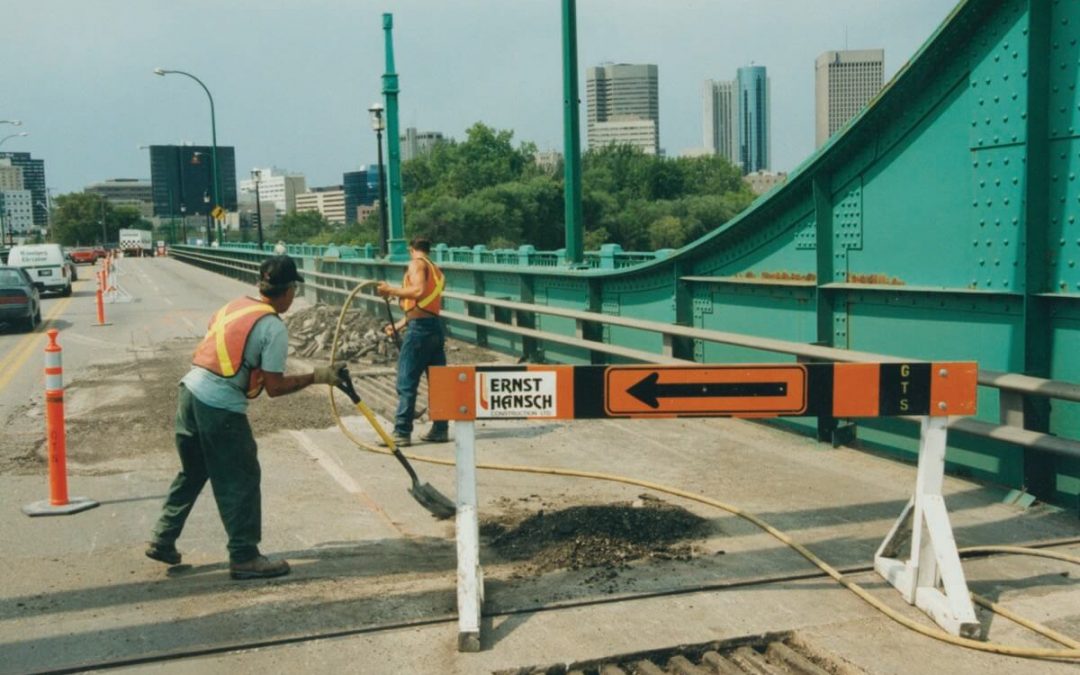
xmin=626 ymin=372 xmax=789 ymax=409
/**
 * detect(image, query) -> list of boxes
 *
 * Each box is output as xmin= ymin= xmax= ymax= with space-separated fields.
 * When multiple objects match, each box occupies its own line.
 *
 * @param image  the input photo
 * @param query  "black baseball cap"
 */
xmin=260 ymin=255 xmax=304 ymax=286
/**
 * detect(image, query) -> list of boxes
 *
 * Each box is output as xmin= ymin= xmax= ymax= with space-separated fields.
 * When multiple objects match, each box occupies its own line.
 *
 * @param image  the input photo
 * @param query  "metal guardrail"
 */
xmin=170 ymin=247 xmax=1080 ymax=462
xmin=215 ymin=241 xmax=670 ymax=270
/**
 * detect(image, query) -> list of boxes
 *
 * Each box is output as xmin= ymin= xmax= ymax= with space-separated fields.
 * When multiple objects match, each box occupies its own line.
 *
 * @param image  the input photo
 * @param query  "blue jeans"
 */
xmin=394 ymin=317 xmax=449 ymax=437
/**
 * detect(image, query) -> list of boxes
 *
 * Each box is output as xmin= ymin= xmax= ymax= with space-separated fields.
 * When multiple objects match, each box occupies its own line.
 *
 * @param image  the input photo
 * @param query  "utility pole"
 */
xmin=251 ymin=169 xmax=265 ymax=249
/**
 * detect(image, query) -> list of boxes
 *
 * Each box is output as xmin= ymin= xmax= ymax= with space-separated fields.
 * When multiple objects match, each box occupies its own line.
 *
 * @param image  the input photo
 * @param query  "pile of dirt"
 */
xmin=284 ymin=305 xmax=398 ymax=364
xmin=481 ymin=494 xmax=710 ymax=575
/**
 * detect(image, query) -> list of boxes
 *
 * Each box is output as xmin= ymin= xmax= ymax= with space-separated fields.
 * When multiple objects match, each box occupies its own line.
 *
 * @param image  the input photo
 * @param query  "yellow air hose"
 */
xmin=324 ymin=281 xmax=1080 ymax=662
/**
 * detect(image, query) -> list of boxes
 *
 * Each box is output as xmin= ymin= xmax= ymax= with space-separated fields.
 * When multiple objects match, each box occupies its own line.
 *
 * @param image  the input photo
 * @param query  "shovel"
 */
xmin=334 ymin=370 xmax=456 ymax=520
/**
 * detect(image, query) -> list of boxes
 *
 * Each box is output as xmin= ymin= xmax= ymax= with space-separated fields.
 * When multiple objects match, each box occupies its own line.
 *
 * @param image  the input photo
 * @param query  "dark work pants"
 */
xmin=393 ymin=316 xmax=449 ymax=437
xmin=151 ymin=385 xmax=262 ymax=564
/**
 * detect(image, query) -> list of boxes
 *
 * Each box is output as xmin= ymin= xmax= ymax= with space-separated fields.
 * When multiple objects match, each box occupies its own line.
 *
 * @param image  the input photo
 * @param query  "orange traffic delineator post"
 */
xmin=22 ymin=330 xmax=99 ymax=517
xmin=92 ymin=271 xmax=111 ymax=326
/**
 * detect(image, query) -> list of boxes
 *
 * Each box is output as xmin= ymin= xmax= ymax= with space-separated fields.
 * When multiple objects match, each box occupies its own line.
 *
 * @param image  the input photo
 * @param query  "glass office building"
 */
xmin=149 ymin=145 xmax=237 ymax=216
xmin=736 ymin=66 xmax=770 ymax=174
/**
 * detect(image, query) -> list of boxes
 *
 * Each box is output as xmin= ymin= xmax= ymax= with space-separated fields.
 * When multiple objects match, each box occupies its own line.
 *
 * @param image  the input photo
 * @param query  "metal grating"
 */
xmin=495 ymin=632 xmax=865 ymax=675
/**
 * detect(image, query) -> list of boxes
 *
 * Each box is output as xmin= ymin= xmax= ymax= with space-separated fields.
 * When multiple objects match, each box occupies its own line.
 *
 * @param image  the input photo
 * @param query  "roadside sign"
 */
xmin=427 ymin=362 xmax=977 ymax=421
xmin=211 ymin=205 xmax=225 ymax=220
xmin=605 ymin=365 xmax=807 ymax=417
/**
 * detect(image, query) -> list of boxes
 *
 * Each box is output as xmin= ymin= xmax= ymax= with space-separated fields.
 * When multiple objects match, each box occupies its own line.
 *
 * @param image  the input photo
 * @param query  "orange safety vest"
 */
xmin=191 ymin=296 xmax=278 ymax=398
xmin=400 ymin=256 xmax=444 ymax=315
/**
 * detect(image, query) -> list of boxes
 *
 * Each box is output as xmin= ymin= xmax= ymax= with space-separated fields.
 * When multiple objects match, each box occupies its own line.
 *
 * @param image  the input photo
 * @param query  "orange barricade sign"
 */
xmin=428 ymin=362 xmax=977 ymax=422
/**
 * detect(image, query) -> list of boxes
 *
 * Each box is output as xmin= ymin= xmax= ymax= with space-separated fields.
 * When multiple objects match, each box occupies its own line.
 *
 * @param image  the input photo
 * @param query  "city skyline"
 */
xmin=1 ymin=1 xmax=955 ymax=196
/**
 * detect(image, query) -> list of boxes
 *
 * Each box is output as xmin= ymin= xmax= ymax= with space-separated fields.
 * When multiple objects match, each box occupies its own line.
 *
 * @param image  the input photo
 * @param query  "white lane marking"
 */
xmin=288 ymin=430 xmax=406 ymax=537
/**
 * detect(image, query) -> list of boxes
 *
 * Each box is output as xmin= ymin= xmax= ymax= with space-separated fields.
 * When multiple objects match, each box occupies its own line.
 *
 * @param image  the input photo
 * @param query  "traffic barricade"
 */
xmin=429 ymin=361 xmax=981 ymax=650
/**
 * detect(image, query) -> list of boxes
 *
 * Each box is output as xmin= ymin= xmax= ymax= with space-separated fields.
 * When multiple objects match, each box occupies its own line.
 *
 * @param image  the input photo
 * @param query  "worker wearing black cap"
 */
xmin=146 ymin=255 xmax=343 ymax=579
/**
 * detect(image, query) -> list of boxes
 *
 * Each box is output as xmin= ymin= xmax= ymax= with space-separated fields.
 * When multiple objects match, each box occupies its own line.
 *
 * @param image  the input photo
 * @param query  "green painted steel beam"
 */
xmin=1021 ymin=0 xmax=1053 ymax=495
xmin=383 ymin=13 xmax=408 ymax=262
xmin=561 ymin=0 xmax=584 ymax=265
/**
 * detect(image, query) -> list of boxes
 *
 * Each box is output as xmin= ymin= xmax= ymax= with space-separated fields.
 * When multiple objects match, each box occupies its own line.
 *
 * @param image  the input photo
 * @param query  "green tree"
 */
xmin=274 ymin=210 xmax=331 ymax=243
xmin=51 ymin=193 xmax=116 ymax=246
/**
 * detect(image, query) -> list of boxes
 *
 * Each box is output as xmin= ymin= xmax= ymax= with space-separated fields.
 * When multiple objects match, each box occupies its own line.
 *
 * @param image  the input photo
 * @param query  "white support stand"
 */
xmin=103 ymin=259 xmax=133 ymax=304
xmin=454 ymin=421 xmax=484 ymax=652
xmin=874 ymin=416 xmax=980 ymax=638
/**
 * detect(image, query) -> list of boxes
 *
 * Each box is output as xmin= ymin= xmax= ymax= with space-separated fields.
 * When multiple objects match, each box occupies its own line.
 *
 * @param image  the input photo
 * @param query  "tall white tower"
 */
xmin=815 ymin=49 xmax=885 ymax=147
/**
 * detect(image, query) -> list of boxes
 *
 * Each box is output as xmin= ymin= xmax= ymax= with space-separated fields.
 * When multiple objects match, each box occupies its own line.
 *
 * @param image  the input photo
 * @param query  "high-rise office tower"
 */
xmin=0 ymin=152 xmax=47 ymax=227
xmin=702 ymin=79 xmax=738 ymax=166
xmin=815 ymin=49 xmax=884 ymax=147
xmin=148 ymin=145 xmax=237 ymax=217
xmin=736 ymin=65 xmax=770 ymax=173
xmin=399 ymin=129 xmax=445 ymax=162
xmin=586 ymin=63 xmax=660 ymax=155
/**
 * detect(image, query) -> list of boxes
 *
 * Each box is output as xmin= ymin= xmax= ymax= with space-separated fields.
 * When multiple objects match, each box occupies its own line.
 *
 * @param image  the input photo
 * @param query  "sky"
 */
xmin=1 ymin=0 xmax=957 ymax=196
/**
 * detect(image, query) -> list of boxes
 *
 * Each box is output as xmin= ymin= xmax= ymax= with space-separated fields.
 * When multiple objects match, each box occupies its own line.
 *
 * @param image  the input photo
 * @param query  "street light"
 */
xmin=154 ymin=67 xmax=222 ymax=244
xmin=368 ymin=101 xmax=388 ymax=257
xmin=251 ymin=169 xmax=265 ymax=249
xmin=0 ymin=120 xmax=21 ymax=126
xmin=0 ymin=131 xmax=29 ymax=148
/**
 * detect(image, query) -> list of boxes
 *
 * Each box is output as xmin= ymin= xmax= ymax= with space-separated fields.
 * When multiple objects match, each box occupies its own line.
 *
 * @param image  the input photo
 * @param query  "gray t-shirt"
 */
xmin=181 ymin=312 xmax=288 ymax=414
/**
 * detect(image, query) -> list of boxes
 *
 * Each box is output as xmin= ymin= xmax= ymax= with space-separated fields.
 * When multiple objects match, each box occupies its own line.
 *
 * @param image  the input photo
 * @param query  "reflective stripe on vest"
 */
xmin=191 ymin=297 xmax=277 ymax=396
xmin=400 ymin=257 xmax=444 ymax=314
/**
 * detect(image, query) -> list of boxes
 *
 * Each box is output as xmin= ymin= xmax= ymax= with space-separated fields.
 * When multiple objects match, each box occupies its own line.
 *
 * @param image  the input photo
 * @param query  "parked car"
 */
xmin=69 ymin=247 xmax=99 ymax=264
xmin=0 ymin=266 xmax=42 ymax=332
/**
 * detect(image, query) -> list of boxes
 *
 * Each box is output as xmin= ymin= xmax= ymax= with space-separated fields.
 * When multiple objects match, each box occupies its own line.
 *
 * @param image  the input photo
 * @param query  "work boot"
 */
xmin=230 ymin=555 xmax=290 ymax=580
xmin=419 ymin=428 xmax=450 ymax=443
xmin=145 ymin=542 xmax=182 ymax=566
xmin=378 ymin=434 xmax=411 ymax=448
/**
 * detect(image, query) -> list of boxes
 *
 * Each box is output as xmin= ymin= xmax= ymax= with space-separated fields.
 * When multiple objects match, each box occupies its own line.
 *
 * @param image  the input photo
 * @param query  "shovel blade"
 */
xmin=409 ymin=482 xmax=456 ymax=520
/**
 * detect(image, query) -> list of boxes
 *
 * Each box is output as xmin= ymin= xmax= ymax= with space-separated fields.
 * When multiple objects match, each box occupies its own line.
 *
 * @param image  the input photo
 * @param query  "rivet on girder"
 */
xmin=939 ymin=368 xmax=949 ymax=378
xmin=938 ymin=402 xmax=948 ymax=411
xmin=458 ymin=372 xmax=467 ymax=382
xmin=459 ymin=405 xmax=468 ymax=414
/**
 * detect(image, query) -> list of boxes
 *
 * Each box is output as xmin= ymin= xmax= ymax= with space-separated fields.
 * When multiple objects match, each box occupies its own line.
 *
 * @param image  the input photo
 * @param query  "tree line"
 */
xmin=290 ymin=122 xmax=755 ymax=252
xmin=48 ymin=122 xmax=756 ymax=252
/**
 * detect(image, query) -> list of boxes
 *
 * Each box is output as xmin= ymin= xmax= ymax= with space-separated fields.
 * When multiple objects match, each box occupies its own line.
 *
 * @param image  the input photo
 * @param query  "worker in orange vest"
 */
xmin=377 ymin=236 xmax=450 ymax=447
xmin=147 ymin=255 xmax=343 ymax=579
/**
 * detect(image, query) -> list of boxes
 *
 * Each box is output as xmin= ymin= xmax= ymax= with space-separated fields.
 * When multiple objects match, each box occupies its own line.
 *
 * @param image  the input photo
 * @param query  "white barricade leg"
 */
xmin=875 ymin=416 xmax=980 ymax=637
xmin=455 ymin=421 xmax=483 ymax=652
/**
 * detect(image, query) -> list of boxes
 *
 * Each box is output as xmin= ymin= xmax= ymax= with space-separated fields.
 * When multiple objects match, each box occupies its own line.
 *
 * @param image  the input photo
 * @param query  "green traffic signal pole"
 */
xmin=382 ymin=13 xmax=408 ymax=262
xmin=561 ymin=0 xmax=584 ymax=265
xmin=155 ymin=68 xmax=221 ymax=245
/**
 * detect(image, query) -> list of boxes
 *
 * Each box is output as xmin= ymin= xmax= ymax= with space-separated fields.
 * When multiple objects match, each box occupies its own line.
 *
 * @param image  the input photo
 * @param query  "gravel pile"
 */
xmin=285 ymin=304 xmax=400 ymax=364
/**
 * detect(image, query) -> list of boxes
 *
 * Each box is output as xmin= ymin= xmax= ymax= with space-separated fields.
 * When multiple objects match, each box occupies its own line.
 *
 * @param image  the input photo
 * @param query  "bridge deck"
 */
xmin=0 ymin=258 xmax=1077 ymax=673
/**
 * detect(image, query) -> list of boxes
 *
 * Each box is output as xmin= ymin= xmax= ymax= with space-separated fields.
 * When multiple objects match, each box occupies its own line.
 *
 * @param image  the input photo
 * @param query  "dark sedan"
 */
xmin=0 ymin=266 xmax=41 ymax=332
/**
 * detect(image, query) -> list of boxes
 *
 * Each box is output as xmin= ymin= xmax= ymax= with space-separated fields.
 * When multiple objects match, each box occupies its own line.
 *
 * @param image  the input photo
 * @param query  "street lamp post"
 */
xmin=0 ymin=131 xmax=29 ymax=148
xmin=154 ymin=68 xmax=222 ymax=244
xmin=203 ymin=192 xmax=212 ymax=245
xmin=368 ymin=102 xmax=388 ymax=257
xmin=0 ymin=120 xmax=21 ymax=126
xmin=251 ymin=169 xmax=265 ymax=250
